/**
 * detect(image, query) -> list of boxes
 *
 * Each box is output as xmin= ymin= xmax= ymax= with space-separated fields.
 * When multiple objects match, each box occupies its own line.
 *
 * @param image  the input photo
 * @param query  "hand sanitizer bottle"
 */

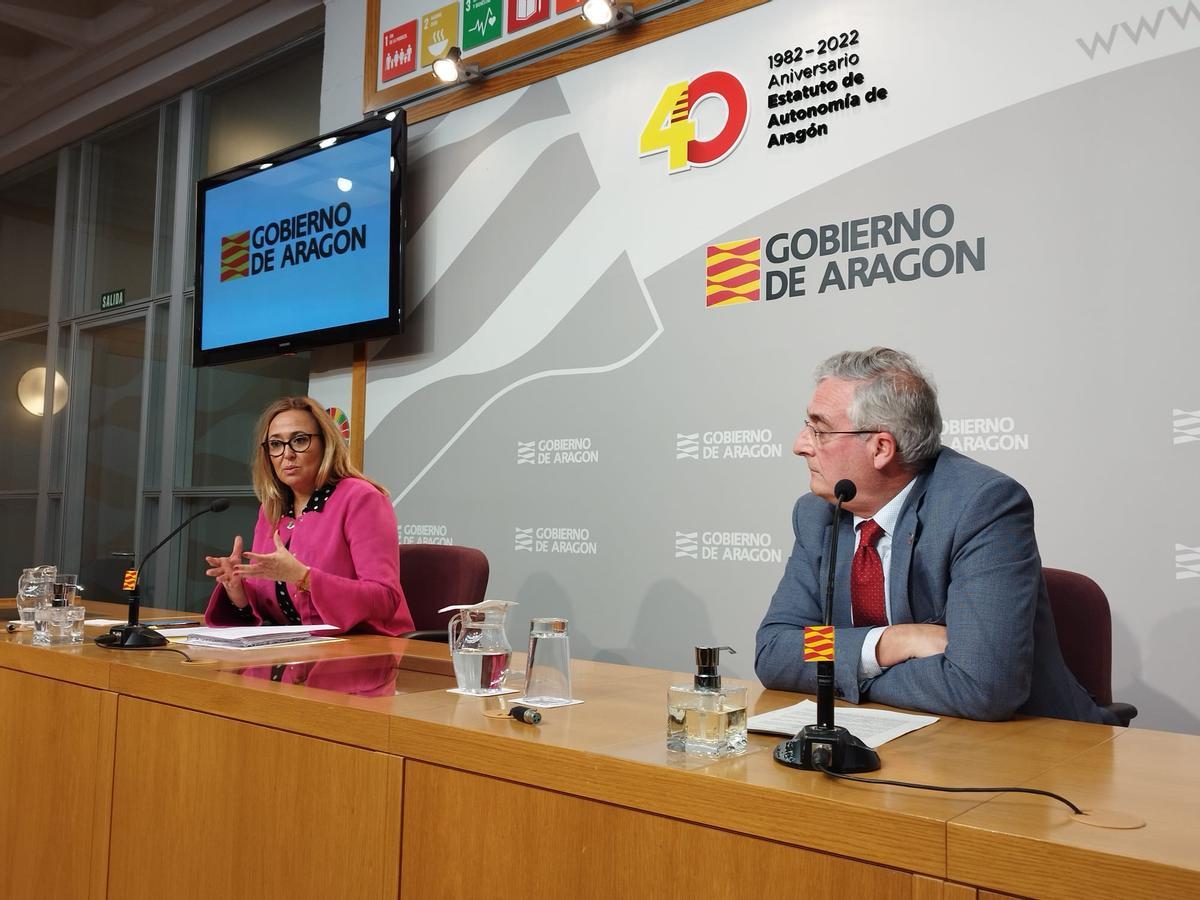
xmin=666 ymin=646 xmax=748 ymax=757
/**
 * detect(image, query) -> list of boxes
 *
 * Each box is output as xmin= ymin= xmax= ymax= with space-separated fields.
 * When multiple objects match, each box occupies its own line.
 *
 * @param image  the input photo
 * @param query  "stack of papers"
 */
xmin=748 ymin=699 xmax=938 ymax=748
xmin=183 ymin=624 xmax=339 ymax=649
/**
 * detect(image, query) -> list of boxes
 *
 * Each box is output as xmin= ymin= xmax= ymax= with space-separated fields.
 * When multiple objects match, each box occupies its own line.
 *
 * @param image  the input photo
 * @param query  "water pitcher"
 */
xmin=441 ymin=600 xmax=518 ymax=695
xmin=16 ymin=565 xmax=57 ymax=626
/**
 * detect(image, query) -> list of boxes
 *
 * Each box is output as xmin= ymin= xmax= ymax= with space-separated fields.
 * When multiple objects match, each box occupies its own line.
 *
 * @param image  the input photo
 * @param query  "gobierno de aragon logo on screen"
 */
xmin=219 ymin=201 xmax=367 ymax=282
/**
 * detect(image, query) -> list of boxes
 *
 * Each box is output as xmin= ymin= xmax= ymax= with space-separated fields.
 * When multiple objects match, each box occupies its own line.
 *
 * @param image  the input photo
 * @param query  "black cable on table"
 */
xmin=813 ymin=759 xmax=1083 ymax=815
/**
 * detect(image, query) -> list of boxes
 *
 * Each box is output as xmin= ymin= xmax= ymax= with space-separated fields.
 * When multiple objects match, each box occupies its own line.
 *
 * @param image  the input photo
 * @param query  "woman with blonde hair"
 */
xmin=204 ymin=397 xmax=413 ymax=634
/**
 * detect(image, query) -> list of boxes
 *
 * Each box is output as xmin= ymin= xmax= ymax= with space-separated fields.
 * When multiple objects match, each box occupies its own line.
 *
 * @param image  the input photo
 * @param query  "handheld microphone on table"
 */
xmin=96 ymin=498 xmax=230 ymax=650
xmin=774 ymin=479 xmax=881 ymax=773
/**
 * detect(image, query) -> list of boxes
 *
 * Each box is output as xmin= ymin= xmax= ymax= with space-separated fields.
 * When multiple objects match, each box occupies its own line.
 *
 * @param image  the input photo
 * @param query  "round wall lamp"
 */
xmin=17 ymin=367 xmax=69 ymax=416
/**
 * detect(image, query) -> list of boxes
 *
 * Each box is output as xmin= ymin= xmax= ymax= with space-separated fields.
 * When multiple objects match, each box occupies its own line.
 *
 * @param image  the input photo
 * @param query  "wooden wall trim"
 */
xmin=363 ymin=0 xmax=769 ymax=124
xmin=351 ymin=341 xmax=367 ymax=471
xmin=89 ymin=691 xmax=118 ymax=900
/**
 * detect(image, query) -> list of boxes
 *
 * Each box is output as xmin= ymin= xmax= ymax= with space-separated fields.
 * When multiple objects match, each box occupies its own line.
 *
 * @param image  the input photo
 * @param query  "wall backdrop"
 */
xmin=313 ymin=0 xmax=1200 ymax=734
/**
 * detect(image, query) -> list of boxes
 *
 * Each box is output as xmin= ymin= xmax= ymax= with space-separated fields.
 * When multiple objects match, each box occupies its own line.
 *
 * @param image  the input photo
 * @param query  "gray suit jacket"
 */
xmin=755 ymin=448 xmax=1117 ymax=724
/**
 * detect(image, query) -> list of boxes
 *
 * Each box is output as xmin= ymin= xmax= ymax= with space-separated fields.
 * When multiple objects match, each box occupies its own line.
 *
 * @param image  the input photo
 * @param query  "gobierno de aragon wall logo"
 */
xmin=705 ymin=237 xmax=761 ymax=307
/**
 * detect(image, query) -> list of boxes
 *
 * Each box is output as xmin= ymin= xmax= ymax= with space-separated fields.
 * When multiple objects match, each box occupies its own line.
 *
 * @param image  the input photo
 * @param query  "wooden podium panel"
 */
xmin=948 ymin=729 xmax=1200 ymax=900
xmin=401 ymin=760 xmax=911 ymax=900
xmin=108 ymin=697 xmax=404 ymax=900
xmin=0 ymin=668 xmax=116 ymax=900
xmin=3 ymin=623 xmax=1198 ymax=899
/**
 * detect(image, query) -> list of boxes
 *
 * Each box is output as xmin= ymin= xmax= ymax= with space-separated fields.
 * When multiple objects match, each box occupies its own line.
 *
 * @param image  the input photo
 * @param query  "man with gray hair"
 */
xmin=755 ymin=348 xmax=1116 ymax=724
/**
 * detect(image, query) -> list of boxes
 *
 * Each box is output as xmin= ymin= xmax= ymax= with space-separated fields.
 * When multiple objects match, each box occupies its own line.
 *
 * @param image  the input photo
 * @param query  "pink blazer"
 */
xmin=205 ymin=477 xmax=414 ymax=635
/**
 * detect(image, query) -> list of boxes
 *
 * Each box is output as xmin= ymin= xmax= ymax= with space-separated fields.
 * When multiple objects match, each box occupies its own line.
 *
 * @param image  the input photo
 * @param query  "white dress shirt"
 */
xmin=853 ymin=478 xmax=917 ymax=679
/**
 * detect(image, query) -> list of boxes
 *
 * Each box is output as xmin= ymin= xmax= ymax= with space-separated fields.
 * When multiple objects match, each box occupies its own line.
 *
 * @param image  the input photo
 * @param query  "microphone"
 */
xmin=96 ymin=498 xmax=231 ymax=650
xmin=818 ymin=480 xmax=856 ymax=727
xmin=774 ymin=478 xmax=881 ymax=774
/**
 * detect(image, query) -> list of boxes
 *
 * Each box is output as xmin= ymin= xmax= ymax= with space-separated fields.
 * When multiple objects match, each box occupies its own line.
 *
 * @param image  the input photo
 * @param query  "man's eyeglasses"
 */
xmin=262 ymin=433 xmax=319 ymax=457
xmin=803 ymin=420 xmax=880 ymax=446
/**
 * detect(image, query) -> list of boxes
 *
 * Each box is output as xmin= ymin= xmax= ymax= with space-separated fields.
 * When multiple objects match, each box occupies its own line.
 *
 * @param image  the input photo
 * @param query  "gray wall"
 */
xmin=316 ymin=0 xmax=1200 ymax=734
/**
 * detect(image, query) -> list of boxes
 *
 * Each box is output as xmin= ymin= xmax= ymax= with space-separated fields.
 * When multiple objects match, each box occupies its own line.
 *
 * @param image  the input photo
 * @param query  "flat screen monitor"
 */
xmin=193 ymin=113 xmax=405 ymax=366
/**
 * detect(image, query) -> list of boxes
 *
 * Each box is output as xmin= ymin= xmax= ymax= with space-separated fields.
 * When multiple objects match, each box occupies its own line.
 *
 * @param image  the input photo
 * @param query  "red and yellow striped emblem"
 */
xmin=803 ymin=625 xmax=835 ymax=662
xmin=220 ymin=230 xmax=250 ymax=282
xmin=122 ymin=568 xmax=138 ymax=591
xmin=706 ymin=237 xmax=760 ymax=307
xmin=670 ymin=84 xmax=689 ymax=123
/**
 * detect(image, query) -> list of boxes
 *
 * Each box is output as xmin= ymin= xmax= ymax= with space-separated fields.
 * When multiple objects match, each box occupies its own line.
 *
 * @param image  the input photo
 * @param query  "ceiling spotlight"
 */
xmin=431 ymin=47 xmax=479 ymax=84
xmin=336 ymin=177 xmax=353 ymax=192
xmin=582 ymin=0 xmax=633 ymax=27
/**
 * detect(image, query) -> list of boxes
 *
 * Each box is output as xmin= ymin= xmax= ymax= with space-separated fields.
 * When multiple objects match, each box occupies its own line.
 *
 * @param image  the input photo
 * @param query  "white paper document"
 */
xmin=747 ymin=699 xmax=938 ymax=748
xmin=183 ymin=624 xmax=339 ymax=649
xmin=157 ymin=626 xmax=224 ymax=639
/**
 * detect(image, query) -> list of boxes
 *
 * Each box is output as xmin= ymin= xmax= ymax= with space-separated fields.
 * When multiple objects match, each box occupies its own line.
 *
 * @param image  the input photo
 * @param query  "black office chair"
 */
xmin=1043 ymin=568 xmax=1137 ymax=726
xmin=397 ymin=544 xmax=489 ymax=642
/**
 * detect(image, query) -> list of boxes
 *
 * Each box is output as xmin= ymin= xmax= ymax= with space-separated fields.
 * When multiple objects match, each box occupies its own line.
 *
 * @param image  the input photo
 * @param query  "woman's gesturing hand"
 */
xmin=236 ymin=530 xmax=308 ymax=585
xmin=205 ymin=535 xmax=248 ymax=607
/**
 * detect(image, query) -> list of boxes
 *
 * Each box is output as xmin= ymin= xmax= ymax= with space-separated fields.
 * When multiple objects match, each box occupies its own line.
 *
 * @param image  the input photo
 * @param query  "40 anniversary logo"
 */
xmin=639 ymin=71 xmax=749 ymax=174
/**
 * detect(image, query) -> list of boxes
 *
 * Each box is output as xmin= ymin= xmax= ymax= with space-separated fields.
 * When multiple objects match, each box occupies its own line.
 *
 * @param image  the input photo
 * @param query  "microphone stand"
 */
xmin=96 ymin=500 xmax=229 ymax=650
xmin=775 ymin=482 xmax=881 ymax=773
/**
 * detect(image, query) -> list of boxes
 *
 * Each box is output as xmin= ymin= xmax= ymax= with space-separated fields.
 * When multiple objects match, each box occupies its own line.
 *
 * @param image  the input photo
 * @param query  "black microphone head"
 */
xmin=210 ymin=498 xmax=231 ymax=513
xmin=834 ymin=479 xmax=857 ymax=503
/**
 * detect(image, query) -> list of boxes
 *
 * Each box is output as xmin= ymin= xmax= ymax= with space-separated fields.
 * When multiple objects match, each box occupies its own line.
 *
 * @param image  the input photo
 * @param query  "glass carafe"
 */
xmin=442 ymin=600 xmax=517 ymax=695
xmin=16 ymin=565 xmax=57 ymax=626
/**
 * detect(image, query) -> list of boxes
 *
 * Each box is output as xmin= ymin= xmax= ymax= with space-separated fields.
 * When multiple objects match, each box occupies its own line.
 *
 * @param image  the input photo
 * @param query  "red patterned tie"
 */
xmin=851 ymin=519 xmax=887 ymax=627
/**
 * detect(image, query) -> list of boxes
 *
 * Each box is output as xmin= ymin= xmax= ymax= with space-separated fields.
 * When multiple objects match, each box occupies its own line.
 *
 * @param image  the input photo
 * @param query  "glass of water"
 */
xmin=32 ymin=605 xmax=86 ymax=645
xmin=521 ymin=618 xmax=573 ymax=707
xmin=53 ymin=574 xmax=79 ymax=606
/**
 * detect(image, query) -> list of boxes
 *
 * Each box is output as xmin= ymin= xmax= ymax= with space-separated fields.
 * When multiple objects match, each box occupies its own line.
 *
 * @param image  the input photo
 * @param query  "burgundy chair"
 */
xmin=398 ymin=544 xmax=489 ymax=642
xmin=1042 ymin=568 xmax=1137 ymax=726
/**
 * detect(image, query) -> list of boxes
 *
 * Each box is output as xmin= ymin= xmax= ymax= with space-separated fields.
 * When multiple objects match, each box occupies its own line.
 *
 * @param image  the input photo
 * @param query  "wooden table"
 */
xmin=1 ymin=601 xmax=1196 ymax=899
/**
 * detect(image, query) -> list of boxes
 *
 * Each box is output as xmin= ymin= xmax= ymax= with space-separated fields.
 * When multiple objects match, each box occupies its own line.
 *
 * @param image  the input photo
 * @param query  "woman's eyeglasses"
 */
xmin=262 ymin=433 xmax=318 ymax=457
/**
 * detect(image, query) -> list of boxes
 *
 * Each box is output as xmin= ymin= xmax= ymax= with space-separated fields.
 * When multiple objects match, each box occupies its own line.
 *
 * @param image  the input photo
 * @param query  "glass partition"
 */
xmin=77 ymin=317 xmax=146 ymax=603
xmin=189 ymin=350 xmax=311 ymax=487
xmin=0 ymin=158 xmax=57 ymax=333
xmin=199 ymin=43 xmax=323 ymax=178
xmin=178 ymin=495 xmax=262 ymax=613
xmin=81 ymin=114 xmax=161 ymax=309
xmin=0 ymin=41 xmax=325 ymax=611
xmin=0 ymin=331 xmax=56 ymax=491
xmin=0 ymin=499 xmax=38 ymax=597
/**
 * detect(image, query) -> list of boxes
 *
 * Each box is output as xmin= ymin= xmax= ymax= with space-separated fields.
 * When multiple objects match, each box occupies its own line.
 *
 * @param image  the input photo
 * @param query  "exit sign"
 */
xmin=100 ymin=289 xmax=125 ymax=310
